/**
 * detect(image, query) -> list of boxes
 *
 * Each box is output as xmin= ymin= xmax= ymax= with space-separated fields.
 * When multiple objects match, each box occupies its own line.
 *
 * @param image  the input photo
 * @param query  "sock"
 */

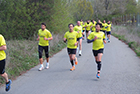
xmin=70 ymin=60 xmax=74 ymax=66
xmin=79 ymin=50 xmax=81 ymax=54
xmin=77 ymin=47 xmax=79 ymax=53
xmin=46 ymin=62 xmax=49 ymax=66
xmin=6 ymin=81 xmax=10 ymax=84
xmin=41 ymin=64 xmax=43 ymax=67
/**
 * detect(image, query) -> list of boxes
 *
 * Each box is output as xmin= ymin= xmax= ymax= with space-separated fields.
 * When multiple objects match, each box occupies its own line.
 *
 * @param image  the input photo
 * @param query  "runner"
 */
xmin=87 ymin=23 xmax=106 ymax=79
xmin=84 ymin=20 xmax=91 ymax=39
xmin=80 ymin=19 xmax=83 ymax=26
xmin=82 ymin=21 xmax=86 ymax=40
xmin=37 ymin=23 xmax=53 ymax=71
xmin=90 ymin=20 xmax=96 ymax=32
xmin=64 ymin=23 xmax=78 ymax=71
xmin=74 ymin=21 xmax=83 ymax=56
xmin=0 ymin=34 xmax=12 ymax=92
xmin=102 ymin=20 xmax=108 ymax=35
xmin=106 ymin=21 xmax=112 ymax=42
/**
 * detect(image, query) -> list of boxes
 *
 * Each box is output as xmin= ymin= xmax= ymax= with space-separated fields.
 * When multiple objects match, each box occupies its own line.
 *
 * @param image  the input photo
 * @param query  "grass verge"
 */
xmin=112 ymin=25 xmax=140 ymax=57
xmin=0 ymin=34 xmax=66 ymax=85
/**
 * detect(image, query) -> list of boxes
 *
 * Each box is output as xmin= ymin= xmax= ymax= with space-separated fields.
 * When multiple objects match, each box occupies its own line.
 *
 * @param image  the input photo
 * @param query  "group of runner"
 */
xmin=0 ymin=20 xmax=112 ymax=92
xmin=64 ymin=19 xmax=112 ymax=78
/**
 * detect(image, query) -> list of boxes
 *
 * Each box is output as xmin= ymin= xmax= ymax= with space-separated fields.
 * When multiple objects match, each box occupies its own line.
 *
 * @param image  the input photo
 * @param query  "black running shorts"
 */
xmin=92 ymin=49 xmax=104 ymax=56
xmin=67 ymin=48 xmax=76 ymax=55
xmin=0 ymin=59 xmax=6 ymax=74
xmin=38 ymin=45 xmax=49 ymax=58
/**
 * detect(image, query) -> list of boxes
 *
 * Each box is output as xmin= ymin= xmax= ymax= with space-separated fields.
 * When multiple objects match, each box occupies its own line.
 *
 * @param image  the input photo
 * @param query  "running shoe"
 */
xmin=96 ymin=72 xmax=100 ymax=79
xmin=108 ymin=40 xmax=110 ymax=43
xmin=45 ymin=63 xmax=49 ymax=69
xmin=70 ymin=66 xmax=75 ymax=71
xmin=38 ymin=66 xmax=44 ymax=71
xmin=107 ymin=38 xmax=109 ymax=41
xmin=75 ymin=61 xmax=78 ymax=65
xmin=6 ymin=79 xmax=12 ymax=92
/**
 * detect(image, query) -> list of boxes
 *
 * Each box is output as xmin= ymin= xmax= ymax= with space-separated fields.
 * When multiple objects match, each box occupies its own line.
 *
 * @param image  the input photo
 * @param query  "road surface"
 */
xmin=0 ymin=36 xmax=140 ymax=94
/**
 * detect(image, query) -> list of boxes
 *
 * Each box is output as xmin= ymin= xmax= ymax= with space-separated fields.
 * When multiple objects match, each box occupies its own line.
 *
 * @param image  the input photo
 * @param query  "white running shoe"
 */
xmin=38 ymin=66 xmax=44 ymax=71
xmin=45 ymin=63 xmax=49 ymax=69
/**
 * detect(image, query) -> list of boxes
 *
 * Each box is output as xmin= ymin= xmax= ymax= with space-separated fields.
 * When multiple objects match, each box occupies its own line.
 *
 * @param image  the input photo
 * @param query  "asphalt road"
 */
xmin=0 ymin=36 xmax=140 ymax=94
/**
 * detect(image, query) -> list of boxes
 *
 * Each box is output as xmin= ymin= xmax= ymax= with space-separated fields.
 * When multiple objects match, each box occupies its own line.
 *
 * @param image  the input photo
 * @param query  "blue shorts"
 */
xmin=77 ymin=37 xmax=82 ymax=41
xmin=107 ymin=31 xmax=111 ymax=35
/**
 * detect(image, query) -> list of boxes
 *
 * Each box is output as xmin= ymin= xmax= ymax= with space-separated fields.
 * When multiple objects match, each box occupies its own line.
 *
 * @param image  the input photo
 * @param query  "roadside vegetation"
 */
xmin=112 ymin=25 xmax=140 ymax=56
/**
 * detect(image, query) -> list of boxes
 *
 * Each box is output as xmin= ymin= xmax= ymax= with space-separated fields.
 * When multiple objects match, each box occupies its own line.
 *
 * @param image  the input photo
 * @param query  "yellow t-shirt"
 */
xmin=94 ymin=21 xmax=97 ymax=24
xmin=91 ymin=23 xmax=96 ymax=32
xmin=0 ymin=35 xmax=6 ymax=61
xmin=80 ymin=21 xmax=83 ymax=26
xmin=38 ymin=29 xmax=52 ymax=46
xmin=102 ymin=23 xmax=108 ymax=31
xmin=106 ymin=24 xmax=112 ymax=32
xmin=85 ymin=23 xmax=91 ymax=31
xmin=88 ymin=31 xmax=105 ymax=50
xmin=74 ymin=25 xmax=82 ymax=38
xmin=64 ymin=31 xmax=78 ymax=49
xmin=82 ymin=24 xmax=86 ymax=30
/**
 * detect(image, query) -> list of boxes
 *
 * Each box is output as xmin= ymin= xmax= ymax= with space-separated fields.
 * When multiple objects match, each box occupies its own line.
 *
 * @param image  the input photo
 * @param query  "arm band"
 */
xmin=87 ymin=39 xmax=94 ymax=43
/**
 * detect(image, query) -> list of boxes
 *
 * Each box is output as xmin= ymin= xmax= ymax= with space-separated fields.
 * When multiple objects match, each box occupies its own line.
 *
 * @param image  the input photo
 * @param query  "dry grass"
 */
xmin=112 ymin=25 xmax=140 ymax=56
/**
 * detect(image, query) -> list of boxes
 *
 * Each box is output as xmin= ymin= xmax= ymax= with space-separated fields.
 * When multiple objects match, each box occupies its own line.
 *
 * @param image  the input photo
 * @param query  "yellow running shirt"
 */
xmin=38 ymin=29 xmax=52 ymax=46
xmin=102 ymin=23 xmax=108 ymax=31
xmin=64 ymin=31 xmax=78 ymax=49
xmin=80 ymin=21 xmax=83 ymax=26
xmin=91 ymin=22 xmax=96 ymax=32
xmin=0 ymin=34 xmax=6 ymax=61
xmin=82 ymin=24 xmax=86 ymax=30
xmin=88 ymin=31 xmax=105 ymax=50
xmin=74 ymin=25 xmax=82 ymax=38
xmin=106 ymin=24 xmax=112 ymax=32
xmin=85 ymin=23 xmax=91 ymax=31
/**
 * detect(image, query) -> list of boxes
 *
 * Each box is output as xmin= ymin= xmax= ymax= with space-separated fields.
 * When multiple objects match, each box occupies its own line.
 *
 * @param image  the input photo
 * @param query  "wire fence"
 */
xmin=112 ymin=13 xmax=140 ymax=27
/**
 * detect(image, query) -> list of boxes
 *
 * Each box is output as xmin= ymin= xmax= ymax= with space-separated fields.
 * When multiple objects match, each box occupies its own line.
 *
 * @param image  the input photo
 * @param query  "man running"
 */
xmin=80 ymin=19 xmax=83 ymax=26
xmin=82 ymin=22 xmax=86 ymax=40
xmin=90 ymin=20 xmax=96 ymax=32
xmin=87 ymin=23 xmax=106 ymax=79
xmin=37 ymin=23 xmax=53 ymax=71
xmin=102 ymin=20 xmax=108 ymax=35
xmin=74 ymin=21 xmax=83 ymax=56
xmin=84 ymin=20 xmax=91 ymax=39
xmin=64 ymin=23 xmax=78 ymax=71
xmin=106 ymin=21 xmax=112 ymax=42
xmin=0 ymin=34 xmax=12 ymax=92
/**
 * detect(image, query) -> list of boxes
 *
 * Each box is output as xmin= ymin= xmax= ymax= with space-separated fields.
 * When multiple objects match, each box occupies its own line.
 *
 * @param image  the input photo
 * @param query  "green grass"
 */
xmin=0 ymin=38 xmax=66 ymax=85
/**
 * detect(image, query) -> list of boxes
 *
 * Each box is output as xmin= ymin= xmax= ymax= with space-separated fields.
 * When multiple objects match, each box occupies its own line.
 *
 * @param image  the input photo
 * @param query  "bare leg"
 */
xmin=1 ymin=72 xmax=9 ymax=83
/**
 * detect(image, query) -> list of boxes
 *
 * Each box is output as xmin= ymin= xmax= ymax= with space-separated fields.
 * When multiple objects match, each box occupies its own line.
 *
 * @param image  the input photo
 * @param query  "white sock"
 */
xmin=46 ymin=62 xmax=49 ymax=66
xmin=40 ymin=64 xmax=43 ymax=67
xmin=79 ymin=50 xmax=82 ymax=54
xmin=77 ymin=47 xmax=79 ymax=52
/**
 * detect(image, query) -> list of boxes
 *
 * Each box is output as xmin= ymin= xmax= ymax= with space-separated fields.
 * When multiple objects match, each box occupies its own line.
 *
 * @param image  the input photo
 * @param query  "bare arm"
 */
xmin=103 ymin=40 xmax=106 ymax=44
xmin=44 ymin=36 xmax=53 ymax=41
xmin=0 ymin=45 xmax=7 ymax=51
xmin=75 ymin=41 xmax=78 ymax=46
xmin=63 ymin=38 xmax=67 ymax=43
xmin=37 ymin=36 xmax=40 ymax=41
